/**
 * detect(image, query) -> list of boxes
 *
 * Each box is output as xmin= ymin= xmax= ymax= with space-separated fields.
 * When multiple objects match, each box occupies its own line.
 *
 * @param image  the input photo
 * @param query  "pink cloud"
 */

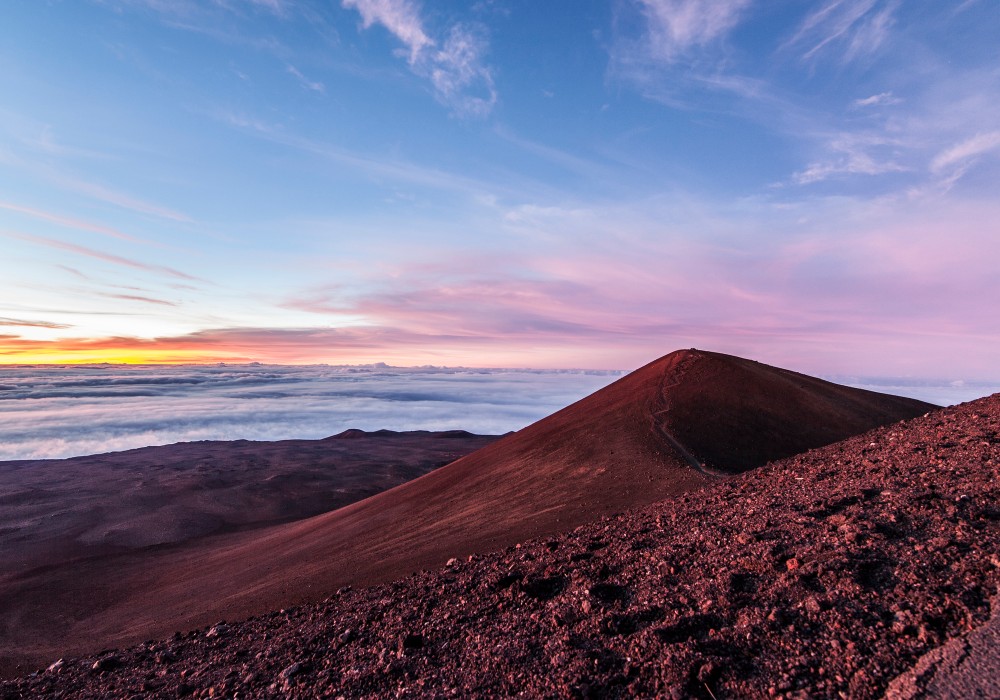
xmin=5 ymin=231 xmax=200 ymax=282
xmin=101 ymin=293 xmax=178 ymax=307
xmin=0 ymin=201 xmax=145 ymax=243
xmin=0 ymin=317 xmax=72 ymax=329
xmin=274 ymin=193 xmax=999 ymax=377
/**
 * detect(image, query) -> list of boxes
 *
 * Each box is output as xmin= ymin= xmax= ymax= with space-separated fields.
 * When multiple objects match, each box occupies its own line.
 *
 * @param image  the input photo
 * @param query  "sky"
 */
xmin=1 ymin=0 xmax=998 ymax=378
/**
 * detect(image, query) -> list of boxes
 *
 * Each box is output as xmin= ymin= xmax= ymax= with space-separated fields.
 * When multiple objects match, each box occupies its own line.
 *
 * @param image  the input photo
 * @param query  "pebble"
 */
xmin=206 ymin=623 xmax=229 ymax=638
xmin=279 ymin=662 xmax=303 ymax=680
xmin=91 ymin=655 xmax=121 ymax=672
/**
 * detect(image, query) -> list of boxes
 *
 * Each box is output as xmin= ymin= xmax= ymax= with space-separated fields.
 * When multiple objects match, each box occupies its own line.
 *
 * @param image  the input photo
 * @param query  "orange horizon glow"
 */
xmin=0 ymin=332 xmax=629 ymax=369
xmin=4 ymin=323 xmax=999 ymax=377
xmin=0 ymin=339 xmax=280 ymax=366
xmin=0 ymin=351 xmax=259 ymax=365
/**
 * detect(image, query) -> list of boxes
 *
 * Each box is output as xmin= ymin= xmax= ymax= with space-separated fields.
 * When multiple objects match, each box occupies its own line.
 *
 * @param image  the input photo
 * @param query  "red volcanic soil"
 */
xmin=0 ymin=350 xmax=932 ymax=679
xmin=5 ymin=388 xmax=997 ymax=698
xmin=0 ymin=430 xmax=497 ymax=570
xmin=0 ymin=430 xmax=498 ymax=677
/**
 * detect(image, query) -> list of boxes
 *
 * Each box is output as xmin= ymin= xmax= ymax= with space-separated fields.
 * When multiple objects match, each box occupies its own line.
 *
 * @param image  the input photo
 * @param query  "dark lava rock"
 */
xmin=400 ymin=633 xmax=424 ymax=651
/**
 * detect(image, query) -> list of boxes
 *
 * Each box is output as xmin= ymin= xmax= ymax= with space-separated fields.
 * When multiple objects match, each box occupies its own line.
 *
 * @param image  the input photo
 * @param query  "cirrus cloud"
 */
xmin=341 ymin=0 xmax=496 ymax=116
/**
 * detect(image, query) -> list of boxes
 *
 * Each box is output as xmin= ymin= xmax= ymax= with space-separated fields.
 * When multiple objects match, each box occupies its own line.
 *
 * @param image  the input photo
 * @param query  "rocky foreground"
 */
xmin=4 ymin=395 xmax=998 ymax=699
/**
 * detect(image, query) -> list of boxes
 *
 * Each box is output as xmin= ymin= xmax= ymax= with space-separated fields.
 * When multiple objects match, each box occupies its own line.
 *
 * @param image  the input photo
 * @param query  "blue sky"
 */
xmin=1 ymin=0 xmax=998 ymax=377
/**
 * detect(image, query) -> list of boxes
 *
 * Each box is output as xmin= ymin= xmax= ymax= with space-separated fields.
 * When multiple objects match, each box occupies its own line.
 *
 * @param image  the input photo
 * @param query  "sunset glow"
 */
xmin=1 ymin=2 xmax=998 ymax=378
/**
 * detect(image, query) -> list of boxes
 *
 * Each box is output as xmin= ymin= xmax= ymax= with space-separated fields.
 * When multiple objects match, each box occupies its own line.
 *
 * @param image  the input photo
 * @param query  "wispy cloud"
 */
xmin=342 ymin=0 xmax=496 ymax=116
xmin=0 ymin=201 xmax=144 ymax=243
xmin=608 ymin=0 xmax=760 ymax=110
xmin=610 ymin=0 xmax=997 ymax=200
xmin=785 ymin=0 xmax=898 ymax=64
xmin=57 ymin=265 xmax=91 ymax=280
xmin=792 ymin=131 xmax=907 ymax=184
xmin=4 ymin=231 xmax=200 ymax=282
xmin=634 ymin=0 xmax=750 ymax=62
xmin=931 ymin=131 xmax=1000 ymax=173
xmin=342 ymin=0 xmax=432 ymax=61
xmin=426 ymin=23 xmax=496 ymax=117
xmin=286 ymin=64 xmax=326 ymax=93
xmin=53 ymin=175 xmax=192 ymax=222
xmin=0 ymin=118 xmax=191 ymax=223
xmin=214 ymin=118 xmax=512 ymax=199
xmin=100 ymin=293 xmax=179 ymax=307
xmin=22 ymin=125 xmax=110 ymax=160
xmin=1 ymin=152 xmax=190 ymax=224
xmin=0 ymin=317 xmax=72 ymax=330
xmin=853 ymin=91 xmax=899 ymax=108
xmin=246 ymin=0 xmax=290 ymax=13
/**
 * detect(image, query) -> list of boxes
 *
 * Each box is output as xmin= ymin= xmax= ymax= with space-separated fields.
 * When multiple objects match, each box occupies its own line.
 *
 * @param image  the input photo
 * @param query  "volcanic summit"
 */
xmin=0 ymin=349 xmax=935 ymax=678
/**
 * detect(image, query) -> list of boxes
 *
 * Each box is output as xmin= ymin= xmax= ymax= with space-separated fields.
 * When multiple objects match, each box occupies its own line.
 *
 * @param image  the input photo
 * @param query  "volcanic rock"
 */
xmin=3 ymin=390 xmax=995 ymax=698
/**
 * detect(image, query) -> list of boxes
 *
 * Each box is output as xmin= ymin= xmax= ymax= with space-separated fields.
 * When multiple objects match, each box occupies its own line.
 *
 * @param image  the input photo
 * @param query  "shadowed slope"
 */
xmin=661 ymin=350 xmax=940 ymax=473
xmin=0 ymin=430 xmax=499 ymax=574
xmin=0 ymin=350 xmax=935 ymax=674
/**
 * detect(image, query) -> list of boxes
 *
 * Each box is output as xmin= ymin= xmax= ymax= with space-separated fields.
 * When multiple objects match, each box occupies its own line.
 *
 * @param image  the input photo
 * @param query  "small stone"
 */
xmin=46 ymin=659 xmax=64 ymax=673
xmin=206 ymin=623 xmax=229 ymax=638
xmin=91 ymin=655 xmax=121 ymax=672
xmin=803 ymin=597 xmax=822 ymax=614
xmin=280 ymin=662 xmax=304 ymax=680
xmin=786 ymin=557 xmax=801 ymax=571
xmin=446 ymin=557 xmax=459 ymax=567
xmin=697 ymin=661 xmax=718 ymax=683
xmin=155 ymin=651 xmax=176 ymax=664
xmin=338 ymin=628 xmax=356 ymax=644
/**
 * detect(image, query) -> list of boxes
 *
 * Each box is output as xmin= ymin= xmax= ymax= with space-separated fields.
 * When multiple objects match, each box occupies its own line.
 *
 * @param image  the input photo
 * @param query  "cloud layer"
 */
xmin=1 ymin=363 xmax=993 ymax=462
xmin=0 ymin=364 xmax=623 ymax=460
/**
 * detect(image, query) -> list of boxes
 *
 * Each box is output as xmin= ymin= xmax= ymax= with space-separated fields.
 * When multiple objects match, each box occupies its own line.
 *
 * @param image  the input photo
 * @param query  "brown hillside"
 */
xmin=0 ymin=349 xmax=934 ymax=676
xmin=7 ymin=385 xmax=996 ymax=699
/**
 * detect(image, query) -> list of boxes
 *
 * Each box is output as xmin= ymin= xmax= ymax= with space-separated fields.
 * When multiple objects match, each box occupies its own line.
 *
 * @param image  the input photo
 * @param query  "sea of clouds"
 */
xmin=0 ymin=364 xmax=628 ymax=461
xmin=1 ymin=363 xmax=996 ymax=462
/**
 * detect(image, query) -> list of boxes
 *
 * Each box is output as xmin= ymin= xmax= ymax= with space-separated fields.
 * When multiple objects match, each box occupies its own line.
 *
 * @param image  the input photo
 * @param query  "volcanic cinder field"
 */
xmin=2 ymin=349 xmax=998 ymax=699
